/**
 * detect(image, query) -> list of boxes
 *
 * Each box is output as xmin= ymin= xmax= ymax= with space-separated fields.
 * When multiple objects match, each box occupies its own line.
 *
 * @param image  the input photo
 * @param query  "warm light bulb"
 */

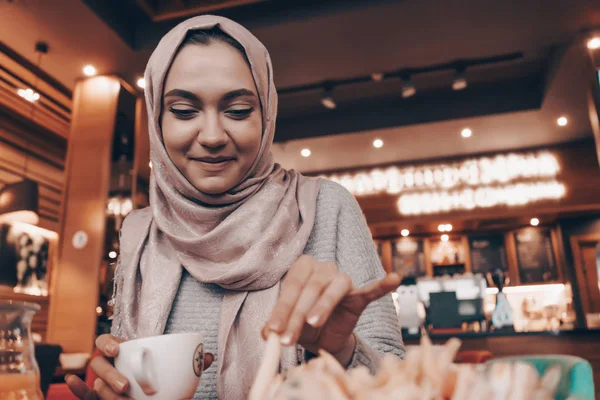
xmin=461 ymin=128 xmax=472 ymax=138
xmin=401 ymin=229 xmax=410 ymax=237
xmin=441 ymin=234 xmax=449 ymax=242
xmin=301 ymin=148 xmax=311 ymax=157
xmin=557 ymin=116 xmax=568 ymax=127
xmin=445 ymin=224 xmax=453 ymax=232
xmin=587 ymin=37 xmax=600 ymax=50
xmin=373 ymin=139 xmax=384 ymax=148
xmin=109 ymin=251 xmax=117 ymax=259
xmin=83 ymin=65 xmax=97 ymax=77
xmin=530 ymin=218 xmax=540 ymax=226
xmin=96 ymin=307 xmax=103 ymax=315
xmin=137 ymin=77 xmax=145 ymax=89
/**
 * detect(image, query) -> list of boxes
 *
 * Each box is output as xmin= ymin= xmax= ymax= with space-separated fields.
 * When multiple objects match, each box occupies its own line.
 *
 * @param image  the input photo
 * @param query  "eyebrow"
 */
xmin=222 ymin=88 xmax=257 ymax=102
xmin=163 ymin=88 xmax=257 ymax=102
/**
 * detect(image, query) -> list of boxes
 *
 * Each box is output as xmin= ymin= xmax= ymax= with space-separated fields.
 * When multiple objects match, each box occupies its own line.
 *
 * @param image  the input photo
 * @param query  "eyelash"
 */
xmin=168 ymin=107 xmax=254 ymax=120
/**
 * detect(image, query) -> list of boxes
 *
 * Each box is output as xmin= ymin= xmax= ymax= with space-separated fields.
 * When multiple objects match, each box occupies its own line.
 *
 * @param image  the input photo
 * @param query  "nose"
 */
xmin=196 ymin=109 xmax=228 ymax=148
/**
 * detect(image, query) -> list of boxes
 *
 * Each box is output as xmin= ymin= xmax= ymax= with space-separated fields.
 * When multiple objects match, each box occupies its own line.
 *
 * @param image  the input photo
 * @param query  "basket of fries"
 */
xmin=249 ymin=334 xmax=595 ymax=400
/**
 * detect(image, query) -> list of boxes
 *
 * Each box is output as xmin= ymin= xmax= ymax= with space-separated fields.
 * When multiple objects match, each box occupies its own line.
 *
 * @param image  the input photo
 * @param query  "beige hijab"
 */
xmin=113 ymin=15 xmax=322 ymax=399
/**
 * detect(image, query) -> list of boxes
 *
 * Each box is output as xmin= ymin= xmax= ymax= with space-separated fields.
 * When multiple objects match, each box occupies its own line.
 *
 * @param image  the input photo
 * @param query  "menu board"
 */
xmin=468 ymin=234 xmax=508 ymax=275
xmin=515 ymin=228 xmax=559 ymax=283
xmin=392 ymin=238 xmax=427 ymax=277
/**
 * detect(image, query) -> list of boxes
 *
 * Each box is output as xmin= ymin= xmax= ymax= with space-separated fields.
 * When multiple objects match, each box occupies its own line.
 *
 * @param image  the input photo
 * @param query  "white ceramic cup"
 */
xmin=114 ymin=332 xmax=204 ymax=400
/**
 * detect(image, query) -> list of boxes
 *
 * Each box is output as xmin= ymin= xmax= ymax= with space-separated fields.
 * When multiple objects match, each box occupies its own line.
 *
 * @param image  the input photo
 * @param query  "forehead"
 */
xmin=164 ymin=42 xmax=256 ymax=93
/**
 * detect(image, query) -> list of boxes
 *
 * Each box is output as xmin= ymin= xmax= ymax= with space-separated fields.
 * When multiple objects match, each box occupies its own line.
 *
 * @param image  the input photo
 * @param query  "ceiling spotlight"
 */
xmin=401 ymin=229 xmax=410 ymax=237
xmin=301 ymin=148 xmax=311 ymax=157
xmin=461 ymin=128 xmax=472 ymax=138
xmin=401 ymin=77 xmax=416 ymax=99
xmin=441 ymin=234 xmax=449 ymax=242
xmin=371 ymin=72 xmax=384 ymax=82
xmin=452 ymin=68 xmax=468 ymax=91
xmin=137 ymin=77 xmax=145 ymax=89
xmin=373 ymin=139 xmax=384 ymax=148
xmin=557 ymin=116 xmax=568 ymax=127
xmin=17 ymin=88 xmax=40 ymax=102
xmin=109 ymin=251 xmax=117 ymax=259
xmin=83 ymin=64 xmax=97 ymax=77
xmin=587 ymin=37 xmax=600 ymax=50
xmin=445 ymin=224 xmax=453 ymax=232
xmin=530 ymin=218 xmax=540 ymax=227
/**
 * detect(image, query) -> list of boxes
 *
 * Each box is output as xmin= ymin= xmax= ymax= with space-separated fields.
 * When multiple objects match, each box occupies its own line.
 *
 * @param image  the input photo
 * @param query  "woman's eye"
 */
xmin=226 ymin=107 xmax=253 ymax=119
xmin=169 ymin=107 xmax=197 ymax=118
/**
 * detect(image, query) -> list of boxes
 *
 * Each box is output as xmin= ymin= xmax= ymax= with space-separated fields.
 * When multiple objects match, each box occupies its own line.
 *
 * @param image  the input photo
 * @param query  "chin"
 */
xmin=190 ymin=177 xmax=235 ymax=195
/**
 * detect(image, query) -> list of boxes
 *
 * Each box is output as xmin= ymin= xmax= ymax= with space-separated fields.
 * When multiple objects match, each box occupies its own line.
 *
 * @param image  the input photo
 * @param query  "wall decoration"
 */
xmin=0 ymin=223 xmax=51 ymax=296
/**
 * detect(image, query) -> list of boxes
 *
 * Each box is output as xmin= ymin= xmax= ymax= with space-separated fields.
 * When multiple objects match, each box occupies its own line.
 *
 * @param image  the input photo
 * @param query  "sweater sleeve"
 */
xmin=324 ymin=180 xmax=405 ymax=372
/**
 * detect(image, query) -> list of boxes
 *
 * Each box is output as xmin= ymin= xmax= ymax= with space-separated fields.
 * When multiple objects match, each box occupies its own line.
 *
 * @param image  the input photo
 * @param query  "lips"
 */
xmin=191 ymin=156 xmax=235 ymax=164
xmin=190 ymin=156 xmax=235 ymax=172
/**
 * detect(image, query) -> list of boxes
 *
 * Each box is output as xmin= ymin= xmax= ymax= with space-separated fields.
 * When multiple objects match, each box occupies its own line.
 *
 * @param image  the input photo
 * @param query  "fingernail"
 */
xmin=307 ymin=315 xmax=319 ymax=326
xmin=64 ymin=374 xmax=72 ymax=382
xmin=280 ymin=333 xmax=293 ymax=346
xmin=105 ymin=341 xmax=118 ymax=356
xmin=115 ymin=378 xmax=127 ymax=392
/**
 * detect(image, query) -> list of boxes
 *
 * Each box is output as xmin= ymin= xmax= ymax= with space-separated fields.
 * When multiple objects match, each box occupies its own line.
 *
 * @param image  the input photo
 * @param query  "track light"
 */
xmin=371 ymin=72 xmax=384 ymax=82
xmin=320 ymin=85 xmax=336 ymax=110
xmin=452 ymin=66 xmax=468 ymax=91
xmin=401 ymin=76 xmax=416 ymax=98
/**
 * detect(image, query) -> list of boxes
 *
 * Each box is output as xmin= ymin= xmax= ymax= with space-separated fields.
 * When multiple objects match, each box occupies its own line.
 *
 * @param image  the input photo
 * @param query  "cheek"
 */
xmin=225 ymin=117 xmax=262 ymax=160
xmin=161 ymin=115 xmax=197 ymax=157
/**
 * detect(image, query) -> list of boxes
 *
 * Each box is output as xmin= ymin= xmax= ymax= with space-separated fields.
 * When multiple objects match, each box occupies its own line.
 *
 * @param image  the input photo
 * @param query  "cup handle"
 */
xmin=130 ymin=346 xmax=158 ymax=395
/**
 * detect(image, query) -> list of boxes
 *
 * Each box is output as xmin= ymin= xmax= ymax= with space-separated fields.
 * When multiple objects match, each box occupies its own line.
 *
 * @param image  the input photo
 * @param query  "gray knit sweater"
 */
xmin=114 ymin=180 xmax=404 ymax=399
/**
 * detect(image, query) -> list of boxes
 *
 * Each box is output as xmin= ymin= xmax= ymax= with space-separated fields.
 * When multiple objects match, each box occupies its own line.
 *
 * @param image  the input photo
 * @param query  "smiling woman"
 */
xmin=65 ymin=16 xmax=403 ymax=400
xmin=161 ymin=28 xmax=263 ymax=194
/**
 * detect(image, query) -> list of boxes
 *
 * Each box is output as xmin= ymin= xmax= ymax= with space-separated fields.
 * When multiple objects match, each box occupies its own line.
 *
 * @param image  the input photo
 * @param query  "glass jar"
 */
xmin=0 ymin=301 xmax=43 ymax=400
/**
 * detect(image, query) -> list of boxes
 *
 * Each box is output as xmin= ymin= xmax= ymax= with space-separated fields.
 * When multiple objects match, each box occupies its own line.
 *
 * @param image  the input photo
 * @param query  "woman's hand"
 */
xmin=263 ymin=255 xmax=401 ymax=366
xmin=66 ymin=334 xmax=214 ymax=399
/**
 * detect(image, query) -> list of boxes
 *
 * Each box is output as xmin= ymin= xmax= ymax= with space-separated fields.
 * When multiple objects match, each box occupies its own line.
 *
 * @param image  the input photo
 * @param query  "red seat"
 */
xmin=455 ymin=350 xmax=493 ymax=364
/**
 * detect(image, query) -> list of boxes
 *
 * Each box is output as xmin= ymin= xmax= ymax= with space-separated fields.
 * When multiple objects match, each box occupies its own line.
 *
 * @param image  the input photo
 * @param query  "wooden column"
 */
xmin=47 ymin=76 xmax=120 ymax=353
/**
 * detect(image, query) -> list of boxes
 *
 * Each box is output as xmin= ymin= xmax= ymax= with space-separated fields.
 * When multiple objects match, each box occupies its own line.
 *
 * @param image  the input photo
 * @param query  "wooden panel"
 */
xmin=571 ymin=234 xmax=600 ymax=319
xmin=380 ymin=240 xmax=392 ymax=274
xmin=47 ymin=76 xmax=121 ymax=354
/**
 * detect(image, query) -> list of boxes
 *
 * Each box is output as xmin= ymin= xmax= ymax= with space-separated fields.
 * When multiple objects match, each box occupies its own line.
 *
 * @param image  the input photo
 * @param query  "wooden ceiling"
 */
xmin=136 ymin=0 xmax=267 ymax=21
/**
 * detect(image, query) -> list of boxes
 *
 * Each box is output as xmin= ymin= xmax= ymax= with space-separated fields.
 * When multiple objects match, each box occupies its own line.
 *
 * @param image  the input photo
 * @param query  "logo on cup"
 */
xmin=193 ymin=343 xmax=204 ymax=377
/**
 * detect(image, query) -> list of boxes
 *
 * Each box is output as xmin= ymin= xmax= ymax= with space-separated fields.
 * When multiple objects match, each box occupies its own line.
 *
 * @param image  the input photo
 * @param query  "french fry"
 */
xmin=248 ymin=333 xmax=281 ymax=400
xmin=250 ymin=336 xmax=564 ymax=400
xmin=540 ymin=365 xmax=562 ymax=395
xmin=508 ymin=362 xmax=540 ymax=400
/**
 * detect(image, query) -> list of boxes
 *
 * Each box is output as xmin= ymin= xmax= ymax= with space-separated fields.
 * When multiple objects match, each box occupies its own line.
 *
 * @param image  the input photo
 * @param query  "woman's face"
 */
xmin=161 ymin=41 xmax=262 ymax=195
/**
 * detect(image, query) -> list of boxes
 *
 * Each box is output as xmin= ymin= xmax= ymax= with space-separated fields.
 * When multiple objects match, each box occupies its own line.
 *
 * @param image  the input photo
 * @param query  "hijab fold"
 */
xmin=114 ymin=15 xmax=322 ymax=399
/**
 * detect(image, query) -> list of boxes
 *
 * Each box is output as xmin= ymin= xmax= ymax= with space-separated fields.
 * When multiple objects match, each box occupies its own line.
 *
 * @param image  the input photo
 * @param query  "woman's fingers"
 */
xmin=306 ymin=273 xmax=353 ymax=328
xmin=263 ymin=255 xmax=314 ymax=337
xmin=93 ymin=378 xmax=132 ymax=400
xmin=65 ymin=374 xmax=98 ymax=400
xmin=280 ymin=266 xmax=335 ymax=345
xmin=352 ymin=273 xmax=402 ymax=304
xmin=90 ymin=355 xmax=129 ymax=394
xmin=95 ymin=334 xmax=126 ymax=358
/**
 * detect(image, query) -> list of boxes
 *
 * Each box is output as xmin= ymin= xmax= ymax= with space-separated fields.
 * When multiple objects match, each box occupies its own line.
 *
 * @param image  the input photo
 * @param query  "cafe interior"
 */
xmin=1 ymin=0 xmax=600 ymax=398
